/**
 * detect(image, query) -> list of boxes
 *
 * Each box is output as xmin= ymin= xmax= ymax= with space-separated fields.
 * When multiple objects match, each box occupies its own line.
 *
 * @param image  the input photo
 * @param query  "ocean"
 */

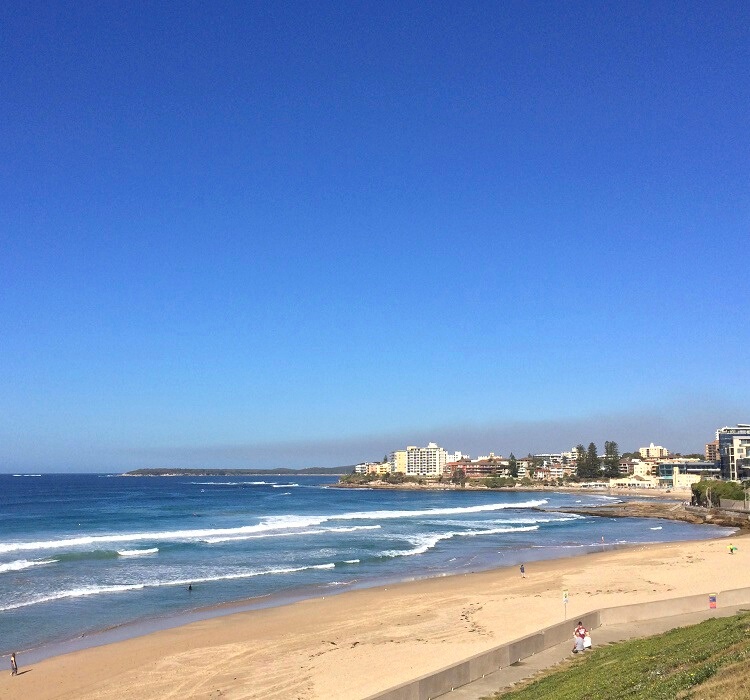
xmin=0 ymin=473 xmax=731 ymax=660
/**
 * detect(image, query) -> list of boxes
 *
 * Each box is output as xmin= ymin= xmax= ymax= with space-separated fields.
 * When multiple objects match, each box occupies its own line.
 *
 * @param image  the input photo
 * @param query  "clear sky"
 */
xmin=2 ymin=1 xmax=748 ymax=471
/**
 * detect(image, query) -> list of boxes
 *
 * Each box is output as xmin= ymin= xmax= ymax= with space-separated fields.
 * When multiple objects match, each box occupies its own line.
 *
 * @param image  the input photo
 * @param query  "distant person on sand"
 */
xmin=520 ymin=563 xmax=525 ymax=578
xmin=10 ymin=652 xmax=17 ymax=676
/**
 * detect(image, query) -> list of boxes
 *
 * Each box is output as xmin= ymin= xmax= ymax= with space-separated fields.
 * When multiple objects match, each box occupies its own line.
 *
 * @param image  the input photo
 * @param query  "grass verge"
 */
xmin=483 ymin=611 xmax=750 ymax=700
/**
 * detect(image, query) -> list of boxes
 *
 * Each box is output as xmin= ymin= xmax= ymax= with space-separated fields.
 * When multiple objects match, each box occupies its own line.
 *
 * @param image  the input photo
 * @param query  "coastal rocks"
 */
xmin=554 ymin=501 xmax=750 ymax=531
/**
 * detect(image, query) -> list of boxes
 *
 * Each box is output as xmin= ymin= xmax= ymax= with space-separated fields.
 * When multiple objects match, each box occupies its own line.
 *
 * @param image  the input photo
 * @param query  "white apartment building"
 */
xmin=406 ymin=442 xmax=448 ymax=477
xmin=717 ymin=425 xmax=750 ymax=481
xmin=639 ymin=443 xmax=670 ymax=459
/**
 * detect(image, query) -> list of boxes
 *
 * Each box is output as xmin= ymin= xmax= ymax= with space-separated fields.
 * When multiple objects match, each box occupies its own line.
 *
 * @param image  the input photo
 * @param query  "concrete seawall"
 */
xmin=363 ymin=586 xmax=750 ymax=700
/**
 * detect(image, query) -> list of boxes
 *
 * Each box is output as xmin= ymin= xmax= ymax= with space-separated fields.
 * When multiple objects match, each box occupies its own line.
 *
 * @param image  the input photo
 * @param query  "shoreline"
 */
xmin=4 ymin=494 xmax=728 ymax=667
xmin=333 ymin=480 xmax=692 ymax=498
xmin=9 ymin=498 xmax=727 ymax=666
xmin=2 ymin=527 xmax=743 ymax=700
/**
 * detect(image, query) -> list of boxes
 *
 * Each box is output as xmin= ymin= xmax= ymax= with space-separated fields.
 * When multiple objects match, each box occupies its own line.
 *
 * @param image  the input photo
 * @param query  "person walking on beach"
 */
xmin=10 ymin=652 xmax=17 ymax=676
xmin=520 ymin=563 xmax=525 ymax=578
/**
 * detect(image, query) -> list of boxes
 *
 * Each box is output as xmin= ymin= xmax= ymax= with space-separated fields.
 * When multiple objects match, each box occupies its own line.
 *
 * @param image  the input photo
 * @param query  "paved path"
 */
xmin=435 ymin=605 xmax=750 ymax=699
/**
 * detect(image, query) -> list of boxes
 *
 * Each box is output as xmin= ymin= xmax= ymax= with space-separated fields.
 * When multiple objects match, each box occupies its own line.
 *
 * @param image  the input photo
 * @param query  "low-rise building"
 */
xmin=463 ymin=457 xmax=507 ymax=479
xmin=639 ymin=443 xmax=670 ymax=459
xmin=656 ymin=461 xmax=720 ymax=482
xmin=609 ymin=474 xmax=659 ymax=489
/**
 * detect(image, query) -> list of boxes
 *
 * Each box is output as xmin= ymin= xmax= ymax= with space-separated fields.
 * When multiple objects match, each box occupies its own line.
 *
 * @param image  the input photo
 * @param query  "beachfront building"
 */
xmin=705 ymin=440 xmax=720 ymax=463
xmin=618 ymin=458 xmax=643 ymax=476
xmin=516 ymin=457 xmax=533 ymax=478
xmin=389 ymin=450 xmax=408 ymax=474
xmin=354 ymin=462 xmax=389 ymax=474
xmin=368 ymin=462 xmax=392 ymax=475
xmin=609 ymin=474 xmax=659 ymax=489
xmin=656 ymin=460 xmax=720 ymax=479
xmin=639 ymin=443 xmax=670 ymax=459
xmin=717 ymin=425 xmax=750 ymax=481
xmin=444 ymin=458 xmax=472 ymax=478
xmin=656 ymin=462 xmax=717 ymax=489
xmin=533 ymin=453 xmax=563 ymax=466
xmin=405 ymin=442 xmax=448 ymax=477
xmin=632 ymin=461 xmax=654 ymax=478
xmin=461 ymin=455 xmax=507 ymax=478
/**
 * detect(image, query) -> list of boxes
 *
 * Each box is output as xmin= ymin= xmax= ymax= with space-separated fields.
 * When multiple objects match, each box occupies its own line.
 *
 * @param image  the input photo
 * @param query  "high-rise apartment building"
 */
xmin=717 ymin=425 xmax=750 ymax=481
xmin=705 ymin=440 xmax=719 ymax=462
xmin=405 ymin=442 xmax=447 ymax=477
xmin=389 ymin=450 xmax=408 ymax=474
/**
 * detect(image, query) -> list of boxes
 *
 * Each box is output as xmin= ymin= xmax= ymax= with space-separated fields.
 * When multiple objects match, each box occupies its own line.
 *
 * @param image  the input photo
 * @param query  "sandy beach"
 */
xmin=2 ymin=528 xmax=746 ymax=700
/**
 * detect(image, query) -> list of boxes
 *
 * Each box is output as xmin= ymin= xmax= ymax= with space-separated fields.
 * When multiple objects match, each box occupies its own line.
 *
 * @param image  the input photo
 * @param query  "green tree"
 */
xmin=574 ymin=444 xmax=587 ymax=479
xmin=451 ymin=467 xmax=466 ymax=487
xmin=586 ymin=442 xmax=601 ymax=478
xmin=508 ymin=453 xmax=518 ymax=479
xmin=603 ymin=440 xmax=621 ymax=478
xmin=691 ymin=480 xmax=745 ymax=507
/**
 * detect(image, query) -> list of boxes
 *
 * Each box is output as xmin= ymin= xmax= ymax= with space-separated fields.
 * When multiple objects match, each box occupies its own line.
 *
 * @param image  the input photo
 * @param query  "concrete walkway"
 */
xmin=435 ymin=605 xmax=750 ymax=699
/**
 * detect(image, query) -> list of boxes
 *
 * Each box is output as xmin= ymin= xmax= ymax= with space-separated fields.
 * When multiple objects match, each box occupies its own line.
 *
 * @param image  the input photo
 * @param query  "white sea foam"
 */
xmin=202 ymin=524 xmax=381 ymax=544
xmin=650 ymin=526 xmax=663 ymax=530
xmin=272 ymin=483 xmax=298 ymax=488
xmin=0 ymin=563 xmax=337 ymax=612
xmin=382 ymin=532 xmax=454 ymax=558
xmin=156 ymin=562 xmax=337 ymax=588
xmin=189 ymin=481 xmax=270 ymax=486
xmin=0 ymin=500 xmax=546 ymax=554
xmin=117 ymin=548 xmax=159 ymax=556
xmin=437 ymin=514 xmax=583 ymax=528
xmin=0 ymin=558 xmax=58 ymax=573
xmin=381 ymin=525 xmax=539 ymax=558
xmin=326 ymin=500 xmax=548 ymax=523
xmin=0 ymin=584 xmax=145 ymax=612
xmin=343 ymin=559 xmax=360 ymax=564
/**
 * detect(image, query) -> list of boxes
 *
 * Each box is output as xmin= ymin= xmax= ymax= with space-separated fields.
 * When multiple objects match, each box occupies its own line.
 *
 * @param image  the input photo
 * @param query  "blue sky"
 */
xmin=1 ymin=1 xmax=748 ymax=471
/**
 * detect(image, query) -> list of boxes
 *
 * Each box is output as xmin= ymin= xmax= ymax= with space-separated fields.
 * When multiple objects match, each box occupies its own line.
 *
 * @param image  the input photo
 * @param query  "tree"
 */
xmin=451 ymin=467 xmax=466 ymax=487
xmin=574 ymin=444 xmax=587 ymax=479
xmin=576 ymin=443 xmax=601 ymax=480
xmin=692 ymin=480 xmax=745 ymax=507
xmin=508 ymin=453 xmax=518 ymax=479
xmin=603 ymin=441 xmax=621 ymax=478
xmin=586 ymin=443 xmax=601 ymax=478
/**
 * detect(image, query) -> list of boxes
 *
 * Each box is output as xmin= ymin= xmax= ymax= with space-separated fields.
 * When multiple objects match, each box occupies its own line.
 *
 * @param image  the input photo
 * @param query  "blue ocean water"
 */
xmin=0 ymin=474 xmax=731 ymax=658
